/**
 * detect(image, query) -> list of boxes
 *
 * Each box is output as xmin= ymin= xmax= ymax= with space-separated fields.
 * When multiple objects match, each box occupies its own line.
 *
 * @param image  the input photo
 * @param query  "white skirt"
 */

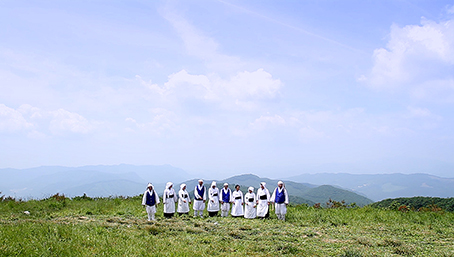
xmin=163 ymin=198 xmax=176 ymax=213
xmin=244 ymin=202 xmax=256 ymax=219
xmin=231 ymin=199 xmax=244 ymax=216
xmin=207 ymin=197 xmax=220 ymax=212
xmin=177 ymin=198 xmax=190 ymax=213
xmin=256 ymin=200 xmax=269 ymax=217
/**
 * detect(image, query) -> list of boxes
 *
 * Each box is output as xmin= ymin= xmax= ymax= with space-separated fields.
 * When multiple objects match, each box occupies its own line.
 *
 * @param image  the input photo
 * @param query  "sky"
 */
xmin=1 ymin=0 xmax=454 ymax=178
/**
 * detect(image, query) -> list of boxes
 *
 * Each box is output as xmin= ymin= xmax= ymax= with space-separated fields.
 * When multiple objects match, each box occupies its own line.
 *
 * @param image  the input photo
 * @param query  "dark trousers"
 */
xmin=164 ymin=213 xmax=174 ymax=218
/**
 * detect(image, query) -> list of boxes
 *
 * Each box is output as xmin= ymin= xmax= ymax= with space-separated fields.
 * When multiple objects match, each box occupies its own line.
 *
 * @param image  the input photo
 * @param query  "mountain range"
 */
xmin=1 ymin=165 xmax=452 ymax=204
xmin=0 ymin=164 xmax=191 ymax=199
xmin=289 ymin=173 xmax=454 ymax=201
xmin=180 ymin=174 xmax=373 ymax=206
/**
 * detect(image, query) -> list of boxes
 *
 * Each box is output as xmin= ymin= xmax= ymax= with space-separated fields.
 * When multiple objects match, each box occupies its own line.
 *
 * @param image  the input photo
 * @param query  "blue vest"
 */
xmin=195 ymin=186 xmax=205 ymax=200
xmin=222 ymin=189 xmax=230 ymax=202
xmin=275 ymin=188 xmax=286 ymax=204
xmin=146 ymin=191 xmax=156 ymax=206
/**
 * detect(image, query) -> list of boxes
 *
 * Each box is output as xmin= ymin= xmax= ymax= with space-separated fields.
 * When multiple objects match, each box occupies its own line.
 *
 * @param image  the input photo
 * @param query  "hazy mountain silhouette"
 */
xmin=180 ymin=174 xmax=373 ymax=206
xmin=0 ymin=164 xmax=190 ymax=199
xmin=288 ymin=173 xmax=454 ymax=201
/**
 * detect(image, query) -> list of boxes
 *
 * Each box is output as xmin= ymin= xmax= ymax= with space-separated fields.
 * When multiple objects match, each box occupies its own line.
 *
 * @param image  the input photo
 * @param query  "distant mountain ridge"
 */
xmin=3 ymin=165 xmax=449 ymax=203
xmin=288 ymin=173 xmax=454 ymax=201
xmin=180 ymin=174 xmax=373 ymax=206
xmin=0 ymin=164 xmax=191 ymax=199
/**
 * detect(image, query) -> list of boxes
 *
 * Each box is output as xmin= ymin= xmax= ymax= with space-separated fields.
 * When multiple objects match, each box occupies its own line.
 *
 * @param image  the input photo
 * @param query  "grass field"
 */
xmin=1 ymin=195 xmax=454 ymax=256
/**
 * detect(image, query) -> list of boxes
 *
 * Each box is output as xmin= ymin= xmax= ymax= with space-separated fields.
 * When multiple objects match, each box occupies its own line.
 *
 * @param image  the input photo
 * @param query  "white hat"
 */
xmin=260 ymin=182 xmax=266 ymax=187
xmin=248 ymin=186 xmax=254 ymax=192
xmin=147 ymin=183 xmax=153 ymax=188
xmin=278 ymin=181 xmax=284 ymax=185
xmin=211 ymin=181 xmax=217 ymax=187
xmin=223 ymin=183 xmax=228 ymax=186
xmin=198 ymin=179 xmax=204 ymax=183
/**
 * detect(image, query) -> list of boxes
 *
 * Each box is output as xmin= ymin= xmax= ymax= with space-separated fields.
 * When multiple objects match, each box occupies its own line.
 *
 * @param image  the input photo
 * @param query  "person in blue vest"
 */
xmin=142 ymin=183 xmax=160 ymax=221
xmin=220 ymin=183 xmax=232 ymax=217
xmin=193 ymin=179 xmax=206 ymax=217
xmin=270 ymin=181 xmax=289 ymax=221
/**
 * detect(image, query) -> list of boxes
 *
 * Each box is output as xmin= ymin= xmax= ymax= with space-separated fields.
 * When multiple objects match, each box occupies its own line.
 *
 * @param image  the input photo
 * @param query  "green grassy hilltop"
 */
xmin=1 ymin=195 xmax=454 ymax=256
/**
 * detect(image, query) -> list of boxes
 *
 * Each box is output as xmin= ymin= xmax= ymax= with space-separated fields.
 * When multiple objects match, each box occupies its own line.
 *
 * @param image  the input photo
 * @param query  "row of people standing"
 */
xmin=142 ymin=180 xmax=288 ymax=221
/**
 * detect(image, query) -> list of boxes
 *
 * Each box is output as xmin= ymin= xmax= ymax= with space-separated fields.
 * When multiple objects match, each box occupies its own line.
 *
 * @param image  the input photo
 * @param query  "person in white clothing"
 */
xmin=177 ymin=183 xmax=191 ymax=216
xmin=244 ymin=187 xmax=256 ymax=219
xmin=231 ymin=185 xmax=244 ymax=217
xmin=220 ymin=183 xmax=232 ymax=217
xmin=207 ymin=181 xmax=220 ymax=217
xmin=270 ymin=181 xmax=289 ymax=221
xmin=163 ymin=182 xmax=177 ymax=218
xmin=256 ymin=182 xmax=270 ymax=218
xmin=193 ymin=179 xmax=206 ymax=217
xmin=142 ymin=183 xmax=160 ymax=221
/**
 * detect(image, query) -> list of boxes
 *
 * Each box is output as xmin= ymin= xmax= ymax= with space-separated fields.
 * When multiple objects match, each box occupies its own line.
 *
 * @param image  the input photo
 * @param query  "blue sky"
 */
xmin=1 ymin=1 xmax=454 ymax=178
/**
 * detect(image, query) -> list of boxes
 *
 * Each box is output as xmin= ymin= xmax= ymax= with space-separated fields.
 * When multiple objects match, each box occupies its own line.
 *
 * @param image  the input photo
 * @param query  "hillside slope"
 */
xmin=182 ymin=174 xmax=372 ymax=206
xmin=289 ymin=173 xmax=454 ymax=201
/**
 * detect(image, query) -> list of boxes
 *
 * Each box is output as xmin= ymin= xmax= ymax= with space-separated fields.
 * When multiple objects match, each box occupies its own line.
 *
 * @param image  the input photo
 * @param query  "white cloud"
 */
xmin=405 ymin=106 xmax=442 ymax=130
xmin=250 ymin=114 xmax=286 ymax=130
xmin=161 ymin=7 xmax=242 ymax=71
xmin=139 ymin=68 xmax=283 ymax=108
xmin=223 ymin=69 xmax=282 ymax=99
xmin=410 ymin=79 xmax=454 ymax=102
xmin=447 ymin=5 xmax=454 ymax=14
xmin=18 ymin=104 xmax=43 ymax=119
xmin=407 ymin=106 xmax=432 ymax=118
xmin=164 ymin=70 xmax=216 ymax=100
xmin=0 ymin=104 xmax=99 ymax=135
xmin=299 ymin=126 xmax=326 ymax=141
xmin=0 ymin=104 xmax=34 ymax=132
xmin=362 ymin=16 xmax=454 ymax=100
xmin=125 ymin=108 xmax=178 ymax=135
xmin=135 ymin=75 xmax=164 ymax=96
xmin=154 ymin=5 xmax=283 ymax=113
xmin=49 ymin=109 xmax=94 ymax=134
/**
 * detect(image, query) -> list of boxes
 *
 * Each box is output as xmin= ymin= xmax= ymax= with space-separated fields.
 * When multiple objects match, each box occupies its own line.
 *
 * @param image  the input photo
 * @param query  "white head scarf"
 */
xmin=248 ymin=186 xmax=254 ymax=192
xmin=180 ymin=183 xmax=186 ymax=190
xmin=260 ymin=182 xmax=266 ymax=188
xmin=223 ymin=182 xmax=228 ymax=186
xmin=211 ymin=181 xmax=217 ymax=188
xmin=278 ymin=181 xmax=284 ymax=187
xmin=147 ymin=183 xmax=153 ymax=189
xmin=166 ymin=182 xmax=173 ymax=189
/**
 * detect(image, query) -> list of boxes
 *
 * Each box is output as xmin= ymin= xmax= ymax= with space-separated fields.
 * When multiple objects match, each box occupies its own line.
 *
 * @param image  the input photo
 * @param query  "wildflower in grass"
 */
xmin=220 ymin=183 xmax=232 ymax=217
xmin=193 ymin=179 xmax=206 ymax=217
xmin=142 ymin=183 xmax=160 ymax=221
xmin=207 ymin=181 xmax=220 ymax=217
